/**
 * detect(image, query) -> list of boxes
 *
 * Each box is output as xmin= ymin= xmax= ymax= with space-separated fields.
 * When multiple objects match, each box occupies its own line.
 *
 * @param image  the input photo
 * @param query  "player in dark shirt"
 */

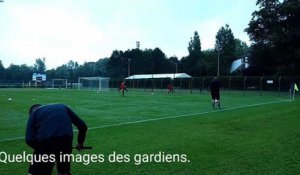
xmin=26 ymin=103 xmax=87 ymax=175
xmin=209 ymin=77 xmax=221 ymax=109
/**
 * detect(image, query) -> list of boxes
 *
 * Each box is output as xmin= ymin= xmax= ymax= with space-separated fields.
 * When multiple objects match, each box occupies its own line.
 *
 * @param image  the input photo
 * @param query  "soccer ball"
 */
xmin=8 ymin=98 xmax=12 ymax=101
xmin=151 ymin=93 xmax=154 ymax=95
xmin=214 ymin=100 xmax=218 ymax=103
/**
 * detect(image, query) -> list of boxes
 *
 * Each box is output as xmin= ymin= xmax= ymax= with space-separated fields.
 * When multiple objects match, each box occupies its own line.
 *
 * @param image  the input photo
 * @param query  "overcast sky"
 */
xmin=0 ymin=0 xmax=257 ymax=69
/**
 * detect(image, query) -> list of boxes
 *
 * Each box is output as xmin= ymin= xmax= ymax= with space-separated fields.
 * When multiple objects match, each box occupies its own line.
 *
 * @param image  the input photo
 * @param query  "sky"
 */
xmin=0 ymin=0 xmax=257 ymax=69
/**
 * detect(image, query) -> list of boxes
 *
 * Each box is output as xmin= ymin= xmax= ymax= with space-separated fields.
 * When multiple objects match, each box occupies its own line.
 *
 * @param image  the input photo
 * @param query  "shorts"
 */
xmin=28 ymin=136 xmax=72 ymax=175
xmin=211 ymin=91 xmax=220 ymax=100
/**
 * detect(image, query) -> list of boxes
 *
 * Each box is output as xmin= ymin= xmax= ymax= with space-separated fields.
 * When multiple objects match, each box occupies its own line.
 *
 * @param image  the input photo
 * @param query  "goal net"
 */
xmin=52 ymin=79 xmax=68 ymax=89
xmin=78 ymin=77 xmax=110 ymax=91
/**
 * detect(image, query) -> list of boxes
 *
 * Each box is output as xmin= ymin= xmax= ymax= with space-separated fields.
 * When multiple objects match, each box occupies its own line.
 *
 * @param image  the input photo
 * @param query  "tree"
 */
xmin=122 ymin=48 xmax=144 ymax=75
xmin=105 ymin=48 xmax=173 ymax=78
xmin=34 ymin=58 xmax=46 ymax=73
xmin=54 ymin=64 xmax=68 ymax=79
xmin=46 ymin=68 xmax=56 ymax=80
xmin=188 ymin=31 xmax=201 ymax=55
xmin=106 ymin=50 xmax=126 ymax=78
xmin=215 ymin=24 xmax=236 ymax=76
xmin=235 ymin=39 xmax=249 ymax=58
xmin=245 ymin=0 xmax=300 ymax=75
xmin=246 ymin=0 xmax=280 ymax=44
xmin=245 ymin=0 xmax=280 ymax=75
xmin=275 ymin=0 xmax=300 ymax=75
xmin=5 ymin=64 xmax=32 ymax=82
xmin=182 ymin=31 xmax=203 ymax=76
xmin=141 ymin=49 xmax=157 ymax=74
xmin=95 ymin=58 xmax=109 ymax=77
xmin=0 ymin=60 xmax=5 ymax=80
xmin=81 ymin=62 xmax=98 ymax=77
xmin=168 ymin=56 xmax=179 ymax=73
xmin=152 ymin=48 xmax=167 ymax=73
xmin=202 ymin=49 xmax=218 ymax=76
xmin=246 ymin=43 xmax=276 ymax=75
xmin=66 ymin=60 xmax=79 ymax=81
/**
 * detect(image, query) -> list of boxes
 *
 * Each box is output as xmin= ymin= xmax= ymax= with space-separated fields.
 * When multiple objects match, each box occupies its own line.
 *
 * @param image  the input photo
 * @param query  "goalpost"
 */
xmin=52 ymin=79 xmax=68 ymax=89
xmin=78 ymin=77 xmax=110 ymax=91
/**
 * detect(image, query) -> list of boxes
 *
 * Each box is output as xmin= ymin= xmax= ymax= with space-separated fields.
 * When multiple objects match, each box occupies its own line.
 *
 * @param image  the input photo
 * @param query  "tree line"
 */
xmin=0 ymin=0 xmax=299 ymax=83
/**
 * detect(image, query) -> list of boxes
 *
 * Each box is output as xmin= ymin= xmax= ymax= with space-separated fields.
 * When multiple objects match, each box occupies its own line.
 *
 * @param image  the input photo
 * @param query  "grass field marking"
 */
xmin=87 ymin=99 xmax=290 ymax=129
xmin=0 ymin=136 xmax=25 ymax=142
xmin=0 ymin=99 xmax=290 ymax=142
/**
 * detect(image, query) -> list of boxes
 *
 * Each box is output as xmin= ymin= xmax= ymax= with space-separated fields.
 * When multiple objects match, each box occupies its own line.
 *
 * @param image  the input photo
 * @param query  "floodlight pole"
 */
xmin=175 ymin=62 xmax=178 ymax=80
xmin=170 ymin=56 xmax=178 ymax=78
xmin=128 ymin=58 xmax=131 ymax=76
xmin=217 ymin=48 xmax=220 ymax=77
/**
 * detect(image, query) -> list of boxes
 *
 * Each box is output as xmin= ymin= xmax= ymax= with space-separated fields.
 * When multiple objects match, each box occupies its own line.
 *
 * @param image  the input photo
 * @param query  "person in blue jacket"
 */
xmin=26 ymin=103 xmax=88 ymax=175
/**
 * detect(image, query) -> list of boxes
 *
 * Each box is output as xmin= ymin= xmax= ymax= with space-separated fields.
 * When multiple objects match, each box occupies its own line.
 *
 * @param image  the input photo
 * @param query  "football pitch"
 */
xmin=0 ymin=88 xmax=300 ymax=175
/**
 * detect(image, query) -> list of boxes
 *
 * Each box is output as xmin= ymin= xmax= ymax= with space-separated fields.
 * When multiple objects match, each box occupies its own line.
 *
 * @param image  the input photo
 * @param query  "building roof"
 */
xmin=125 ymin=73 xmax=192 ymax=80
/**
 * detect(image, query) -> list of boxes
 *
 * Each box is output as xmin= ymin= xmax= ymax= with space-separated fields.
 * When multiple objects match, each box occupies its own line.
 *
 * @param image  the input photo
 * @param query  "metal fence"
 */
xmin=1 ymin=76 xmax=299 ymax=97
xmin=112 ymin=76 xmax=300 ymax=97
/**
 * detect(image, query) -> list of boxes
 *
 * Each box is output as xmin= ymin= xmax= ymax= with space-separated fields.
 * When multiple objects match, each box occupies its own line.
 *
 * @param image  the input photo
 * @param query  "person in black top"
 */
xmin=26 ymin=104 xmax=87 ymax=175
xmin=209 ymin=77 xmax=221 ymax=109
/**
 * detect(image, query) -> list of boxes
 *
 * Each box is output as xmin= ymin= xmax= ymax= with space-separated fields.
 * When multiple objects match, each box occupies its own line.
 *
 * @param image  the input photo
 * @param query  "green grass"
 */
xmin=0 ymin=88 xmax=299 ymax=175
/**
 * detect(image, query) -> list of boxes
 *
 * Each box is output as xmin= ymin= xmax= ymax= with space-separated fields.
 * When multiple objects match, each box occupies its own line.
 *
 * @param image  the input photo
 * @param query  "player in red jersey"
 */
xmin=118 ymin=81 xmax=128 ymax=96
xmin=167 ymin=84 xmax=174 ymax=94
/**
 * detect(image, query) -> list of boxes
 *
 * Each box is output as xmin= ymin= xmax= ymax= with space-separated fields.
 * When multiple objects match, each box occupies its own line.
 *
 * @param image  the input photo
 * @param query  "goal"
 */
xmin=78 ymin=77 xmax=110 ymax=91
xmin=52 ymin=79 xmax=68 ymax=89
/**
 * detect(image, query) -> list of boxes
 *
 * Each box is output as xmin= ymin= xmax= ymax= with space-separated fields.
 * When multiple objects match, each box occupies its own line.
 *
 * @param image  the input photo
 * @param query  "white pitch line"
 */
xmin=0 ymin=136 xmax=25 ymax=142
xmin=0 ymin=99 xmax=290 ymax=142
xmin=88 ymin=99 xmax=290 ymax=130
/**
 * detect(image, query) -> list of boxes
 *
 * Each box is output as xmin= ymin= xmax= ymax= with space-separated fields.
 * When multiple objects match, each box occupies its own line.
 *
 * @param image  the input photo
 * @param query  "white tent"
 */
xmin=125 ymin=73 xmax=192 ymax=80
